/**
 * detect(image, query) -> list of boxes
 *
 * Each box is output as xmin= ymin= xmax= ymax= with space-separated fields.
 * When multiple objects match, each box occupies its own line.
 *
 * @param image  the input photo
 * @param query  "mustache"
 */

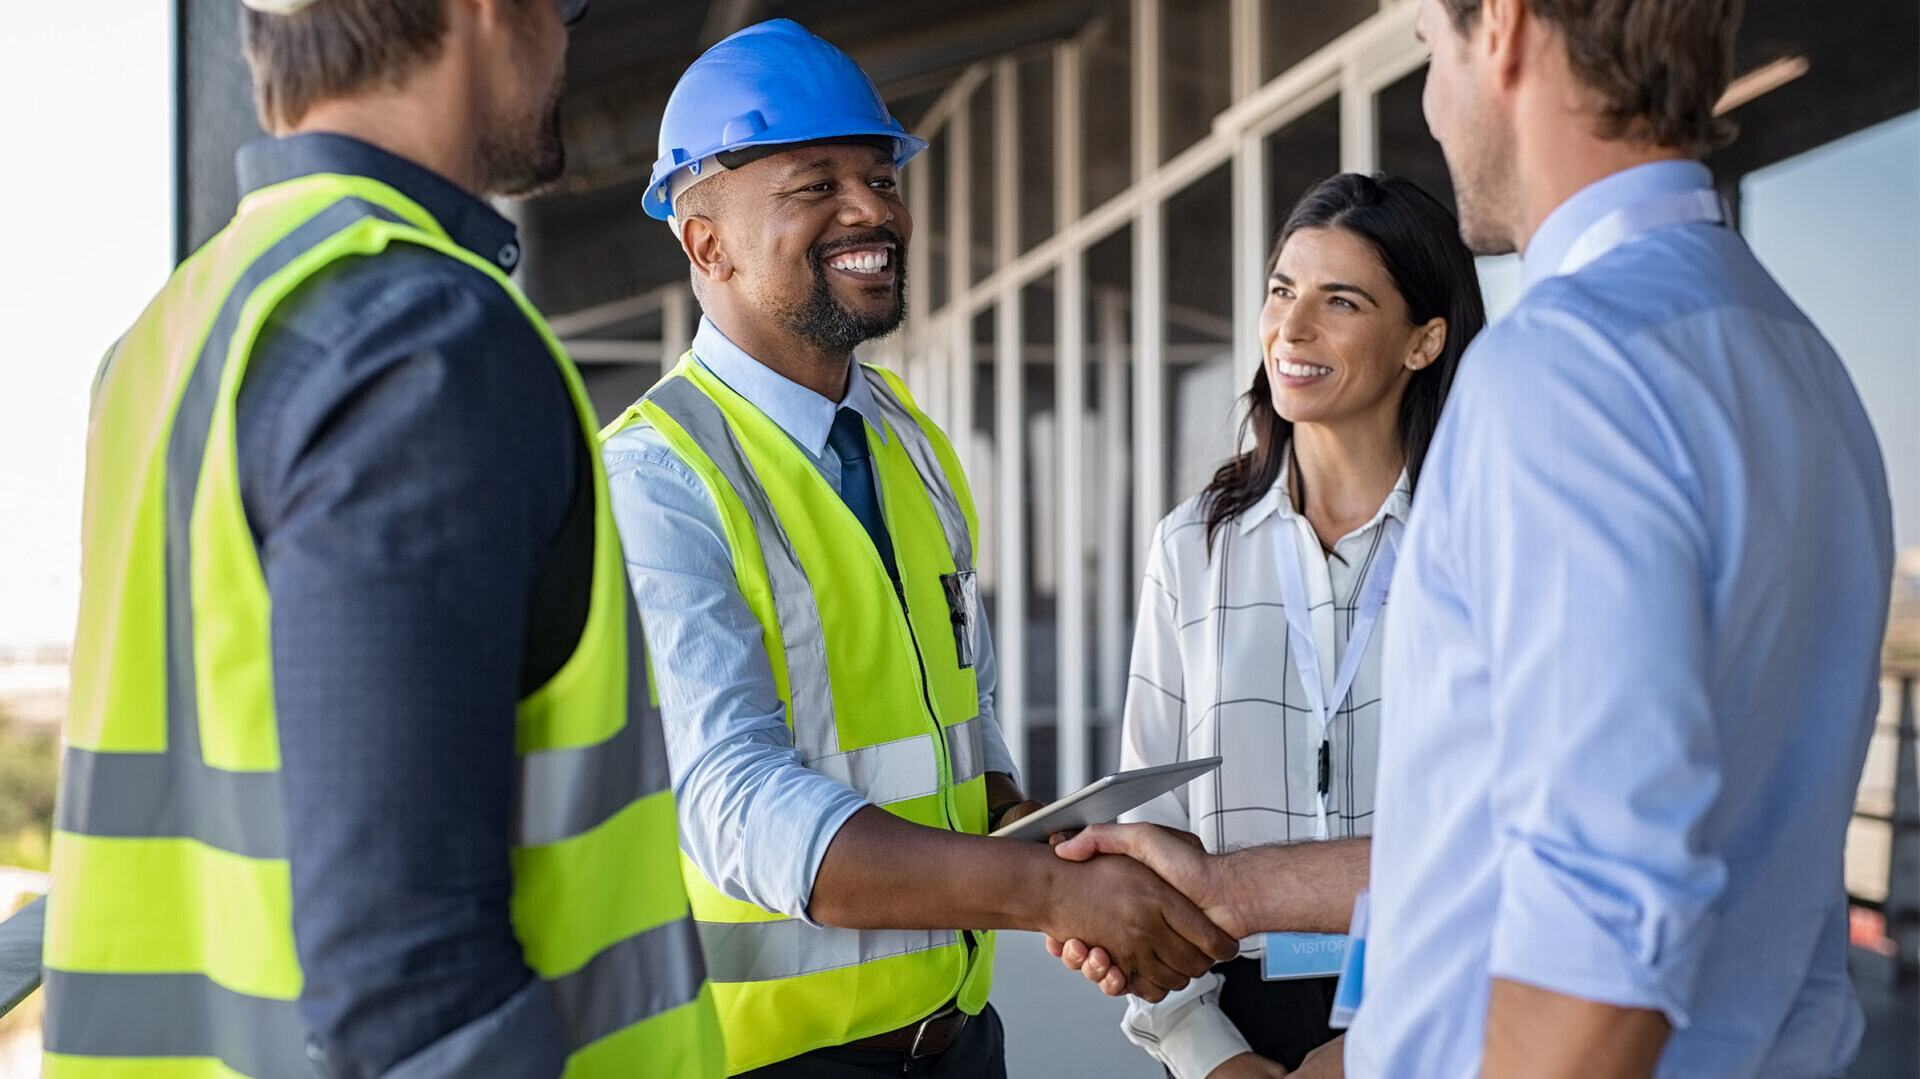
xmin=811 ymin=227 xmax=905 ymax=266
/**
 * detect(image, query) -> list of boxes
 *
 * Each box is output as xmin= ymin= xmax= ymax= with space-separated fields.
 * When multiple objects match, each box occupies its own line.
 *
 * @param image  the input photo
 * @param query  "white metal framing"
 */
xmin=895 ymin=0 xmax=1425 ymax=792
xmin=542 ymin=0 xmax=1431 ymax=793
xmin=1053 ymin=37 xmax=1090 ymax=796
xmin=992 ymin=56 xmax=1028 ymax=778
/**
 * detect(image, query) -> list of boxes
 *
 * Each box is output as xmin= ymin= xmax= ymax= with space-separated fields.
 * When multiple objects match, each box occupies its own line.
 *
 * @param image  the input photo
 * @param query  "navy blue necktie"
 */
xmin=827 ymin=408 xmax=898 ymax=582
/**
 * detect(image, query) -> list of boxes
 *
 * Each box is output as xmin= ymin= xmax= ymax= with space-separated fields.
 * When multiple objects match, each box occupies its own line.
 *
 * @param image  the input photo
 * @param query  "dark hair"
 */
xmin=1199 ymin=172 xmax=1485 ymax=553
xmin=1439 ymin=0 xmax=1742 ymax=155
xmin=242 ymin=1 xmax=451 ymax=132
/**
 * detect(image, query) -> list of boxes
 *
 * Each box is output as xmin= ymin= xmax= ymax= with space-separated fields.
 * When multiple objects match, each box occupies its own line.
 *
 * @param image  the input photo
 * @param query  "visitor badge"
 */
xmin=1328 ymin=891 xmax=1369 ymax=1029
xmin=1261 ymin=933 xmax=1351 ymax=980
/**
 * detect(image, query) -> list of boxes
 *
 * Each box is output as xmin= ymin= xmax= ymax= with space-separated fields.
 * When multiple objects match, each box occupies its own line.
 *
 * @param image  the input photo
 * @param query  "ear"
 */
xmin=1406 ymin=317 xmax=1447 ymax=371
xmin=1478 ymin=0 xmax=1527 ymax=90
xmin=679 ymin=216 xmax=734 ymax=284
xmin=458 ymin=0 xmax=499 ymax=31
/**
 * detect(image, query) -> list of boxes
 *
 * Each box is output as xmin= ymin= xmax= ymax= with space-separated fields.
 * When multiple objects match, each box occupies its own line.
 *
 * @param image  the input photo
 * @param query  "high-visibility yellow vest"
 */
xmin=603 ymin=357 xmax=995 ymax=1074
xmin=44 ymin=171 xmax=725 ymax=1079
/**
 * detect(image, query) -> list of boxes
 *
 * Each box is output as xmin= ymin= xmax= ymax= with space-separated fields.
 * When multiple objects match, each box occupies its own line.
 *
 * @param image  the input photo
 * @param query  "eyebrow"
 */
xmin=1271 ymin=271 xmax=1381 ymax=307
xmin=781 ymin=157 xmax=840 ymax=180
xmin=780 ymin=149 xmax=894 ymax=182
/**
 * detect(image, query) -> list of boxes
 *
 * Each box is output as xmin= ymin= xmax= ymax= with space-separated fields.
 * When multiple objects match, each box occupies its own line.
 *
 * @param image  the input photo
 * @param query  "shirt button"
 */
xmin=498 ymin=241 xmax=520 ymax=269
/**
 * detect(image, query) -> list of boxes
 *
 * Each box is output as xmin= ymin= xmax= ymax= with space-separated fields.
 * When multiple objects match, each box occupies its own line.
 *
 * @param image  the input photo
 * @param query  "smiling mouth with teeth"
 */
xmin=1276 ymin=360 xmax=1333 ymax=377
xmin=826 ymin=248 xmax=891 ymax=274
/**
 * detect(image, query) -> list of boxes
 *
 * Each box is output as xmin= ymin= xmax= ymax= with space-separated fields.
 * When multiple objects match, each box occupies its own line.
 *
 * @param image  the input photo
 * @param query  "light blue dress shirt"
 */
xmin=1350 ymin=161 xmax=1894 ymax=1078
xmin=602 ymin=317 xmax=1014 ymax=923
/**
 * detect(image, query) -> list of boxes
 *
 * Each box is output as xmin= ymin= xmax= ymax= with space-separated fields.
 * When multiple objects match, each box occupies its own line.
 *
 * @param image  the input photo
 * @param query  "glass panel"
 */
xmin=1022 ymin=275 xmax=1060 ymax=796
xmin=1265 ymin=95 xmax=1342 ymax=232
xmin=1743 ymin=110 xmax=1920 ymax=553
xmin=971 ymin=308 xmax=999 ymax=620
xmin=1018 ymin=52 xmax=1058 ymax=252
xmin=1160 ymin=0 xmax=1232 ymax=165
xmin=915 ymin=130 xmax=950 ymax=313
xmin=1262 ymin=0 xmax=1375 ymax=82
xmin=1164 ymin=166 xmax=1239 ymax=511
xmin=1085 ymin=226 xmax=1134 ymax=774
xmin=1375 ymin=64 xmax=1522 ymax=319
xmin=969 ymin=84 xmax=995 ymax=286
xmin=1375 ymin=66 xmax=1453 ymax=215
xmin=1081 ymin=8 xmax=1134 ymax=212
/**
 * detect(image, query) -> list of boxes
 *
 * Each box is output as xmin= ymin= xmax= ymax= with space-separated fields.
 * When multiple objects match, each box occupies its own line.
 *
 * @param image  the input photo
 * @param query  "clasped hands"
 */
xmin=1032 ymin=819 xmax=1249 ymax=1001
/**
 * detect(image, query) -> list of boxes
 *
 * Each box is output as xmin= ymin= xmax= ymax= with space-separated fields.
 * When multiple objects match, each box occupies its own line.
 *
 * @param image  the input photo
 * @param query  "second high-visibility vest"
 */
xmin=45 ymin=170 xmax=725 ymax=1078
xmin=605 ymin=357 xmax=994 ymax=1074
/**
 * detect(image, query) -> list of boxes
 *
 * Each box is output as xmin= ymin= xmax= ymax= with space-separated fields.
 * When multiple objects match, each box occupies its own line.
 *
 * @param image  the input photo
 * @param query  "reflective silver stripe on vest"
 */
xmin=41 ymin=970 xmax=311 ymax=1079
xmin=515 ymin=600 xmax=676 ymax=847
xmin=55 ymin=746 xmax=285 ymax=858
xmin=804 ymin=732 xmax=939 ymax=806
xmin=694 ymin=919 xmax=952 ymax=984
xmin=550 ymin=914 xmax=709 ymax=1050
xmin=807 ymin=718 xmax=983 ymax=804
xmin=862 ymin=369 xmax=974 ymax=575
xmin=944 ymin=715 xmax=987 ymax=787
xmin=644 ymin=377 xmax=839 ymax=763
xmin=56 ymin=197 xmax=405 ymax=860
xmin=40 ymin=920 xmax=710 ymax=1071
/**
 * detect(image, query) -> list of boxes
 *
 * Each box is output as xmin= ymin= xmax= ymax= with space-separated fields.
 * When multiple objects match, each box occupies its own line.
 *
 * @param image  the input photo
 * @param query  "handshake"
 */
xmin=1014 ymin=816 xmax=1258 ymax=1003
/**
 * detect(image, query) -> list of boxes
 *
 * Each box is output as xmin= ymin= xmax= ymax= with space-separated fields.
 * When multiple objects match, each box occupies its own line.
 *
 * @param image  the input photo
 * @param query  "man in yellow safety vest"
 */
xmin=601 ymin=18 xmax=1238 ymax=1077
xmin=44 ymin=1 xmax=723 ymax=1076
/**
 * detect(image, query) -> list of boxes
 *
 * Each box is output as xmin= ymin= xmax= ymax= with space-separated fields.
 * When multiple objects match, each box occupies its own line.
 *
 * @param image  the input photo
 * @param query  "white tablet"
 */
xmin=988 ymin=757 xmax=1223 ymax=842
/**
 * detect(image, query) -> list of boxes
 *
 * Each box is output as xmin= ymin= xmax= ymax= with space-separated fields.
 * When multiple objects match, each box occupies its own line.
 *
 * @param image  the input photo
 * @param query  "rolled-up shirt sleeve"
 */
xmin=603 ymin=427 xmax=869 ymax=923
xmin=1456 ymin=307 xmax=1727 ymax=1026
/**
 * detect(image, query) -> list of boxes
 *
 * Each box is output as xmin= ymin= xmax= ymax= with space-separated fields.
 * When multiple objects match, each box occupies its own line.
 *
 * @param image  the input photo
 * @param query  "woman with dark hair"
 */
xmin=1116 ymin=173 xmax=1485 ymax=1079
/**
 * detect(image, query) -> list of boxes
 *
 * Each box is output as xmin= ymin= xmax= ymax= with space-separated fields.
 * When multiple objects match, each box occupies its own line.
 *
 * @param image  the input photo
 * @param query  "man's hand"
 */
xmin=1056 ymin=822 xmax=1248 ymax=935
xmin=1207 ymin=1051 xmax=1291 ymax=1078
xmin=992 ymin=799 xmax=1047 ymax=831
xmin=1038 ymin=851 xmax=1238 ymax=1002
xmin=1294 ymin=1035 xmax=1344 ymax=1078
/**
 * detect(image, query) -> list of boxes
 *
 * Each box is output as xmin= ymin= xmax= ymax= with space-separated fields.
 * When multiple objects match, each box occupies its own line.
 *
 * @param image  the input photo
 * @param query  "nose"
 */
xmin=839 ymin=184 xmax=894 ymax=228
xmin=1279 ymin=298 xmax=1315 ymax=344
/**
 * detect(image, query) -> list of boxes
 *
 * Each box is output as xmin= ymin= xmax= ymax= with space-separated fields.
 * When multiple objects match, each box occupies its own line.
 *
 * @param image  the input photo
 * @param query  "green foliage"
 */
xmin=0 ymin=710 xmax=57 ymax=873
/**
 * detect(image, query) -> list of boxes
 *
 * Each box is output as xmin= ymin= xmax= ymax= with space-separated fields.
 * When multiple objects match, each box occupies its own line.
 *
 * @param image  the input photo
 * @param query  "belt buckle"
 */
xmin=906 ymin=1005 xmax=961 ymax=1060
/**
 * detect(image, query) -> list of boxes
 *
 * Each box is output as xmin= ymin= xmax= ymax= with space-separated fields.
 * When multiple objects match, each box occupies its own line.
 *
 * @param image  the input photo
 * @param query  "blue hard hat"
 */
xmin=646 ymin=19 xmax=927 ymax=221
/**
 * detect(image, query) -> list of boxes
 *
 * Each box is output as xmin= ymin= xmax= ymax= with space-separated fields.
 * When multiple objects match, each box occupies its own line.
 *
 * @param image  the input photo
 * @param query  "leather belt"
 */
xmin=843 ymin=1004 xmax=969 ymax=1058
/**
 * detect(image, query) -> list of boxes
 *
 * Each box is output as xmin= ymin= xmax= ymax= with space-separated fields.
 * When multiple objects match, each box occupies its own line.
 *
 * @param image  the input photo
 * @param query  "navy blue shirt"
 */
xmin=233 ymin=134 xmax=588 ymax=1079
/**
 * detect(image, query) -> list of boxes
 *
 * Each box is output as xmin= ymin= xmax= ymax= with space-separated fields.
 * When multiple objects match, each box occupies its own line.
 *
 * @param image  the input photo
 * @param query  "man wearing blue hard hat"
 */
xmin=602 ymin=18 xmax=1238 ymax=1078
xmin=43 ymin=2 xmax=724 ymax=1078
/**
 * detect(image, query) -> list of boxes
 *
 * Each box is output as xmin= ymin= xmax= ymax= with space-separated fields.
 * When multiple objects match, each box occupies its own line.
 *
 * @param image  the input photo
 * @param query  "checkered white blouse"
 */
xmin=1115 ymin=462 xmax=1409 ymax=1079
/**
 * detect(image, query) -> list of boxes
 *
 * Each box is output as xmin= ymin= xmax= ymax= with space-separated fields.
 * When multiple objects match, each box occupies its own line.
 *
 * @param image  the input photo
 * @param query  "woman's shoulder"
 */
xmin=1152 ymin=492 xmax=1213 ymax=551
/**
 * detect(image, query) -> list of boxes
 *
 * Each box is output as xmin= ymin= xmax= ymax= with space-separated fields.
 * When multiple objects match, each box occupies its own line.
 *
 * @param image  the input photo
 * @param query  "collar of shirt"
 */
xmin=690 ymin=316 xmax=891 ymax=457
xmin=1235 ymin=456 xmax=1411 ymax=539
xmin=234 ymin=132 xmax=523 ymax=274
xmin=1519 ymin=159 xmax=1716 ymax=294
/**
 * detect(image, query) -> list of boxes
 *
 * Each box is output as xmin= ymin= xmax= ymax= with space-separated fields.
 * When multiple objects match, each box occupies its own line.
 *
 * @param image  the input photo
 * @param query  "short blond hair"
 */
xmin=242 ymin=0 xmax=448 ymax=131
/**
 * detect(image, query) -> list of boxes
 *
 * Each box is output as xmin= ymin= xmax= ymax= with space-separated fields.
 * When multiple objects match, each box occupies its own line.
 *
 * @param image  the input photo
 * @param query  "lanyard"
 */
xmin=1556 ymin=187 xmax=1725 ymax=276
xmin=1273 ymin=513 xmax=1400 ymax=840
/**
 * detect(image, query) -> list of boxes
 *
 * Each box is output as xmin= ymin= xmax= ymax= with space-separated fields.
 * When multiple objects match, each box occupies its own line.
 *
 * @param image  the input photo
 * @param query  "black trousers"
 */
xmin=740 ymin=1004 xmax=1006 ymax=1078
xmin=1213 ymin=957 xmax=1340 ymax=1071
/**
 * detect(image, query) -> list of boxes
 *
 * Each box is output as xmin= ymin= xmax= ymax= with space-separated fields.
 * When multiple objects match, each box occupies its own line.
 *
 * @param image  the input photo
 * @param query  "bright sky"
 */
xmin=0 ymin=2 xmax=172 ymax=649
xmin=0 ymin=8 xmax=1911 ymax=650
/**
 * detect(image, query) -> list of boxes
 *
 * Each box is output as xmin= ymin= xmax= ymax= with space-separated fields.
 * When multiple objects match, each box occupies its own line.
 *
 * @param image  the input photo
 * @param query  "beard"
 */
xmin=481 ymin=70 xmax=567 ymax=198
xmin=777 ymin=228 xmax=909 ymax=356
xmin=1444 ymin=109 xmax=1519 ymax=256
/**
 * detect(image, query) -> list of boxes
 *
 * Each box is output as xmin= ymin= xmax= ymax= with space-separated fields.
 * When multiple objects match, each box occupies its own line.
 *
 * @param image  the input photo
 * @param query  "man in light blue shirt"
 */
xmin=605 ymin=315 xmax=1014 ymax=916
xmin=602 ymin=18 xmax=1235 ymax=1076
xmin=1056 ymin=1 xmax=1893 ymax=1076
